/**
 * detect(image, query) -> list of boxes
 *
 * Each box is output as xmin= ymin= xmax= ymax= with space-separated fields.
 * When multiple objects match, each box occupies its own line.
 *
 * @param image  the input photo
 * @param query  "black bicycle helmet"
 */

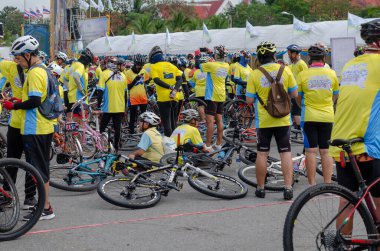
xmin=308 ymin=44 xmax=327 ymax=57
xmin=133 ymin=54 xmax=145 ymax=66
xmin=167 ymin=55 xmax=178 ymax=65
xmin=214 ymin=45 xmax=228 ymax=59
xmin=256 ymin=41 xmax=276 ymax=56
xmin=148 ymin=46 xmax=163 ymax=63
xmin=81 ymin=48 xmax=94 ymax=60
xmin=287 ymin=44 xmax=302 ymax=53
xmin=361 ymin=19 xmax=380 ymax=44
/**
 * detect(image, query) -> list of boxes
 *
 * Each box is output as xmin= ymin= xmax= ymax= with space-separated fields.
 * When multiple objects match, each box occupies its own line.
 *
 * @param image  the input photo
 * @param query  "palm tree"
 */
xmin=152 ymin=19 xmax=166 ymax=33
xmin=206 ymin=15 xmax=228 ymax=29
xmin=187 ymin=18 xmax=201 ymax=31
xmin=132 ymin=15 xmax=153 ymax=34
xmin=168 ymin=12 xmax=190 ymax=32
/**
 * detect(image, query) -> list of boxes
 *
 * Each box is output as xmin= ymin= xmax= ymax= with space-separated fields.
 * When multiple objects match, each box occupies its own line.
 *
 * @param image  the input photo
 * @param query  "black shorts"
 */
xmin=205 ymin=100 xmax=224 ymax=116
xmin=23 ymin=134 xmax=53 ymax=183
xmin=196 ymin=97 xmax=206 ymax=107
xmin=291 ymin=99 xmax=301 ymax=116
xmin=337 ymin=159 xmax=380 ymax=197
xmin=302 ymin=122 xmax=333 ymax=149
xmin=257 ymin=126 xmax=291 ymax=153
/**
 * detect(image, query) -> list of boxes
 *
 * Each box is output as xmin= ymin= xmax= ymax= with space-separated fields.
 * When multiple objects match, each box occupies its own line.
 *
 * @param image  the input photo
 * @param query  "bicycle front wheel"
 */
xmin=188 ymin=172 xmax=248 ymax=199
xmin=97 ymin=177 xmax=161 ymax=209
xmin=0 ymin=168 xmax=20 ymax=233
xmin=283 ymin=183 xmax=377 ymax=251
xmin=237 ymin=163 xmax=286 ymax=191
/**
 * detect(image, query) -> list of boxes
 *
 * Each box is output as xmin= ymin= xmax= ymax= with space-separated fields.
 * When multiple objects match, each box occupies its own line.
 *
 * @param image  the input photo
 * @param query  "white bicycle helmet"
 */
xmin=11 ymin=35 xmax=39 ymax=55
xmin=139 ymin=112 xmax=161 ymax=126
xmin=48 ymin=63 xmax=63 ymax=76
xmin=181 ymin=109 xmax=200 ymax=122
xmin=56 ymin=51 xmax=68 ymax=61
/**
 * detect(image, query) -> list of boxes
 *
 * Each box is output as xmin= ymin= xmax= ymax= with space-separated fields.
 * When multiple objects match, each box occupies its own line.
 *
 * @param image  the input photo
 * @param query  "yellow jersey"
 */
xmin=329 ymin=54 xmax=380 ymax=158
xmin=291 ymin=59 xmax=308 ymax=78
xmin=151 ymin=61 xmax=182 ymax=102
xmin=171 ymin=124 xmax=204 ymax=147
xmin=98 ymin=69 xmax=128 ymax=113
xmin=234 ymin=63 xmax=252 ymax=96
xmin=138 ymin=128 xmax=164 ymax=163
xmin=21 ymin=65 xmax=55 ymax=135
xmin=297 ymin=67 xmax=339 ymax=123
xmin=200 ymin=61 xmax=229 ymax=102
xmin=192 ymin=69 xmax=207 ymax=97
xmin=68 ymin=61 xmax=88 ymax=104
xmin=247 ymin=63 xmax=297 ymax=128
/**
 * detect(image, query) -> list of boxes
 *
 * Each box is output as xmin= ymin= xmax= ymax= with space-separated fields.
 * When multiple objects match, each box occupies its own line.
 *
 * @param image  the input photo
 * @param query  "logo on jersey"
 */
xmin=196 ymin=72 xmax=206 ymax=80
xmin=307 ymin=76 xmax=332 ymax=90
xmin=341 ymin=63 xmax=368 ymax=89
xmin=260 ymin=72 xmax=283 ymax=88
xmin=216 ymin=68 xmax=228 ymax=78
xmin=163 ymin=72 xmax=174 ymax=79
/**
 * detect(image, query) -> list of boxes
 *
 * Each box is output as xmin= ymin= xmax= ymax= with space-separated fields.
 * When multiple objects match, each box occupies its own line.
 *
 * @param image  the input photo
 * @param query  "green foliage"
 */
xmin=206 ymin=15 xmax=228 ymax=29
xmin=168 ymin=12 xmax=190 ymax=32
xmin=0 ymin=6 xmax=23 ymax=43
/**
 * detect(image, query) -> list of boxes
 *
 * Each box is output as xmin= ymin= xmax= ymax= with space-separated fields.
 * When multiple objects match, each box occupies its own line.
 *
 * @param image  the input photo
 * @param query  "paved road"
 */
xmin=1 ymin=138 xmax=317 ymax=251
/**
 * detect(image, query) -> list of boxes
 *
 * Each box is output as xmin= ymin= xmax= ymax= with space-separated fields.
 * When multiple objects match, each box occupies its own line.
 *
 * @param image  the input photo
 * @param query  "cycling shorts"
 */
xmin=291 ymin=99 xmax=301 ymax=116
xmin=337 ymin=159 xmax=380 ymax=197
xmin=302 ymin=122 xmax=333 ymax=149
xmin=257 ymin=126 xmax=291 ymax=153
xmin=205 ymin=100 xmax=224 ymax=116
xmin=196 ymin=97 xmax=206 ymax=107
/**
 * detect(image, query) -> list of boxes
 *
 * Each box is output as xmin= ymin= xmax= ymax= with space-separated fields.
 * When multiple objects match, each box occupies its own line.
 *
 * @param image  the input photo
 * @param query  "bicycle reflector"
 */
xmin=177 ymin=133 xmax=181 ymax=146
xmin=340 ymin=151 xmax=346 ymax=168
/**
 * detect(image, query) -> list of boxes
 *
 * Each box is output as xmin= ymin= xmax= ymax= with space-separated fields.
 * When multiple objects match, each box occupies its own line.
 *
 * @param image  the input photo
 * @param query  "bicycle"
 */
xmin=0 ymin=158 xmax=45 ymax=241
xmin=238 ymin=152 xmax=337 ymax=191
xmin=97 ymin=137 xmax=248 ymax=209
xmin=283 ymin=138 xmax=379 ymax=250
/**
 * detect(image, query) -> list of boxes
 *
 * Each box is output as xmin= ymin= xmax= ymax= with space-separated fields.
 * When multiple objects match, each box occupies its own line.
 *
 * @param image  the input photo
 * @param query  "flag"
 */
xmin=129 ymin=31 xmax=137 ymax=50
xmin=348 ymin=12 xmax=366 ymax=29
xmin=79 ymin=0 xmax=89 ymax=11
xmin=42 ymin=6 xmax=50 ymax=14
xmin=89 ymin=0 xmax=99 ymax=9
xmin=24 ymin=11 xmax=30 ymax=19
xmin=165 ymin=28 xmax=172 ymax=48
xmin=36 ymin=8 xmax=43 ymax=18
xmin=107 ymin=0 xmax=114 ymax=11
xmin=202 ymin=23 xmax=212 ymax=43
xmin=293 ymin=16 xmax=311 ymax=33
xmin=246 ymin=20 xmax=259 ymax=38
xmin=97 ymin=0 xmax=105 ymax=12
xmin=29 ymin=8 xmax=38 ymax=18
xmin=105 ymin=34 xmax=113 ymax=51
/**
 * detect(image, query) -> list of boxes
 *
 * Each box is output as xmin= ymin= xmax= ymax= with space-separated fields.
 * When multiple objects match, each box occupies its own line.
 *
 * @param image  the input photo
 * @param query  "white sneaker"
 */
xmin=213 ymin=144 xmax=222 ymax=150
xmin=204 ymin=145 xmax=213 ymax=152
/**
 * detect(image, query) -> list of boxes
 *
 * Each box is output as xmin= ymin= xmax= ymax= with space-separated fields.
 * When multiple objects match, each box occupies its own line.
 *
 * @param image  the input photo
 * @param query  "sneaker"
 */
xmin=22 ymin=206 xmax=55 ymax=221
xmin=213 ymin=144 xmax=222 ymax=151
xmin=255 ymin=188 xmax=266 ymax=198
xmin=22 ymin=197 xmax=37 ymax=210
xmin=204 ymin=145 xmax=213 ymax=152
xmin=284 ymin=188 xmax=293 ymax=200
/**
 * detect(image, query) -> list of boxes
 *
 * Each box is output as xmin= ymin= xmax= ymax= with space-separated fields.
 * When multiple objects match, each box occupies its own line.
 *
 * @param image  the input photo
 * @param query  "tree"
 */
xmin=132 ymin=14 xmax=153 ymax=34
xmin=206 ymin=15 xmax=228 ymax=29
xmin=0 ymin=6 xmax=23 ymax=36
xmin=168 ymin=11 xmax=190 ymax=32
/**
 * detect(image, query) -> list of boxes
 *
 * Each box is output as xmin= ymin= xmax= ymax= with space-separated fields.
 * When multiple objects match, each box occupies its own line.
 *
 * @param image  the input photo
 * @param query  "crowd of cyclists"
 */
xmin=0 ymin=19 xmax=378 ymax=233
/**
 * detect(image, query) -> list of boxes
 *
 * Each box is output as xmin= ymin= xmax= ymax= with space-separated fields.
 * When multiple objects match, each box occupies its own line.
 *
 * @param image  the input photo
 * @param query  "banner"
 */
xmin=78 ymin=17 xmax=108 ymax=48
xmin=330 ymin=37 xmax=356 ymax=77
xmin=24 ymin=24 xmax=50 ymax=57
xmin=293 ymin=17 xmax=311 ymax=33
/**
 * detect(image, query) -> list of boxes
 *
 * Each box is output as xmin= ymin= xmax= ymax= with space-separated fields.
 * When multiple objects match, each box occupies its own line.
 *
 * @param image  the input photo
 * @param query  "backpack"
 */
xmin=256 ymin=65 xmax=291 ymax=118
xmin=31 ymin=65 xmax=64 ymax=120
xmin=161 ymin=136 xmax=176 ymax=154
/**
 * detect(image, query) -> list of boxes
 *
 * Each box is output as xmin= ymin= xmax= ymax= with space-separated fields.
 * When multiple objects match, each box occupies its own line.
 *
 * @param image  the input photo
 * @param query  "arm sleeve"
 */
xmin=174 ymin=76 xmax=183 ymax=91
xmin=13 ymin=96 xmax=41 ymax=110
xmin=154 ymin=77 xmax=172 ymax=89
xmin=182 ymin=82 xmax=190 ymax=98
xmin=137 ymin=132 xmax=152 ymax=151
xmin=128 ymin=75 xmax=142 ymax=90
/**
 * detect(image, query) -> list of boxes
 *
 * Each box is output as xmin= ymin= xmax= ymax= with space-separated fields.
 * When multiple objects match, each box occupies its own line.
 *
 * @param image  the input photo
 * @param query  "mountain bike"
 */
xmin=283 ymin=138 xmax=379 ymax=250
xmin=0 ymin=158 xmax=45 ymax=241
xmin=97 ymin=137 xmax=248 ymax=209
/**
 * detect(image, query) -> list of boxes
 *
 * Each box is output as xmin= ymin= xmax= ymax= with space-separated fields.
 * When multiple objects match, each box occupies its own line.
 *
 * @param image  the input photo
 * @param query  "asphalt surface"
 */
xmin=0 ymin=133 xmax=318 ymax=251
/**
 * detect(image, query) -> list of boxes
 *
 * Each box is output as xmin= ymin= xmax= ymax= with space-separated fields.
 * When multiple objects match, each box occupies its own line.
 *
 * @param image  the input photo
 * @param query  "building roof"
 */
xmin=193 ymin=0 xmax=224 ymax=19
xmin=352 ymin=0 xmax=380 ymax=6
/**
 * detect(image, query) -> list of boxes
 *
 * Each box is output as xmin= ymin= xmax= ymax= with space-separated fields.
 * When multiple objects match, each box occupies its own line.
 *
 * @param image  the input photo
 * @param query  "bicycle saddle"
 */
xmin=329 ymin=138 xmax=363 ymax=147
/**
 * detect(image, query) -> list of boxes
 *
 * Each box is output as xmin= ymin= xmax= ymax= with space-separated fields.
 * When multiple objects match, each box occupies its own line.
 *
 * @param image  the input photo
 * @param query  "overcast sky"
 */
xmin=0 ymin=0 xmax=50 ymax=11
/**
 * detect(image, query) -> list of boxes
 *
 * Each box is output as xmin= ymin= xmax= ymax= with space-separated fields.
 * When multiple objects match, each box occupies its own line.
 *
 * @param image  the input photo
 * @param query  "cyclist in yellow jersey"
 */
xmin=328 ymin=20 xmax=380 ymax=237
xmin=171 ymin=109 xmax=209 ymax=153
xmin=149 ymin=46 xmax=183 ymax=136
xmin=233 ymin=50 xmax=253 ymax=100
xmin=5 ymin=35 xmax=55 ymax=220
xmin=191 ymin=53 xmax=209 ymax=123
xmin=227 ymin=53 xmax=240 ymax=99
xmin=177 ymin=57 xmax=192 ymax=120
xmin=125 ymin=54 xmax=148 ymax=134
xmin=50 ymin=51 xmax=67 ymax=67
xmin=246 ymin=41 xmax=298 ymax=200
xmin=96 ymin=57 xmax=128 ymax=151
xmin=67 ymin=48 xmax=94 ymax=121
xmin=296 ymin=44 xmax=339 ymax=186
xmin=287 ymin=44 xmax=308 ymax=130
xmin=128 ymin=112 xmax=164 ymax=163
xmin=200 ymin=45 xmax=229 ymax=151
xmin=59 ymin=58 xmax=75 ymax=110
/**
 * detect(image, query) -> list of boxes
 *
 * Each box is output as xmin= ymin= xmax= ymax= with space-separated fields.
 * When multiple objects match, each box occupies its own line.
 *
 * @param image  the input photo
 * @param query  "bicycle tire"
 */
xmin=222 ymin=128 xmax=257 ymax=147
xmin=224 ymin=99 xmax=254 ymax=128
xmin=283 ymin=183 xmax=377 ymax=251
xmin=237 ymin=163 xmax=287 ymax=191
xmin=316 ymin=163 xmax=337 ymax=182
xmin=239 ymin=148 xmax=257 ymax=165
xmin=0 ymin=158 xmax=45 ymax=241
xmin=0 ymin=168 xmax=20 ymax=232
xmin=188 ymin=172 xmax=248 ymax=199
xmin=187 ymin=97 xmax=207 ymax=109
xmin=77 ymin=131 xmax=97 ymax=159
xmin=160 ymin=152 xmax=210 ymax=167
xmin=97 ymin=177 xmax=161 ymax=209
xmin=0 ymin=131 xmax=7 ymax=159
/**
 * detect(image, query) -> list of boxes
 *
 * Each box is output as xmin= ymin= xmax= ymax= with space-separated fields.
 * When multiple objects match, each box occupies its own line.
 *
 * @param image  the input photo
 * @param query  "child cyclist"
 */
xmin=171 ymin=109 xmax=210 ymax=153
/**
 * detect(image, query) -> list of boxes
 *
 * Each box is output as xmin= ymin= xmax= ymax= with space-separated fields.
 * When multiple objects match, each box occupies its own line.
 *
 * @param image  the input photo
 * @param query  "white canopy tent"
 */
xmin=87 ymin=19 xmax=369 ymax=56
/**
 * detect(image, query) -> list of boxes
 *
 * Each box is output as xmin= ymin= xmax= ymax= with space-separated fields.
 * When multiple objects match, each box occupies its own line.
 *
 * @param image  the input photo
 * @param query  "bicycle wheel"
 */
xmin=97 ymin=177 xmax=161 ymax=209
xmin=237 ymin=162 xmax=286 ymax=191
xmin=0 ymin=168 xmax=19 ymax=232
xmin=283 ymin=183 xmax=377 ymax=251
xmin=223 ymin=128 xmax=257 ymax=147
xmin=77 ymin=131 xmax=97 ymax=159
xmin=224 ymin=100 xmax=254 ymax=128
xmin=184 ymin=97 xmax=207 ymax=110
xmin=316 ymin=163 xmax=337 ymax=182
xmin=188 ymin=172 xmax=248 ymax=199
xmin=160 ymin=152 xmax=210 ymax=167
xmin=50 ymin=164 xmax=101 ymax=192
xmin=0 ymin=158 xmax=45 ymax=241
xmin=239 ymin=148 xmax=257 ymax=165
xmin=0 ymin=131 xmax=7 ymax=159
